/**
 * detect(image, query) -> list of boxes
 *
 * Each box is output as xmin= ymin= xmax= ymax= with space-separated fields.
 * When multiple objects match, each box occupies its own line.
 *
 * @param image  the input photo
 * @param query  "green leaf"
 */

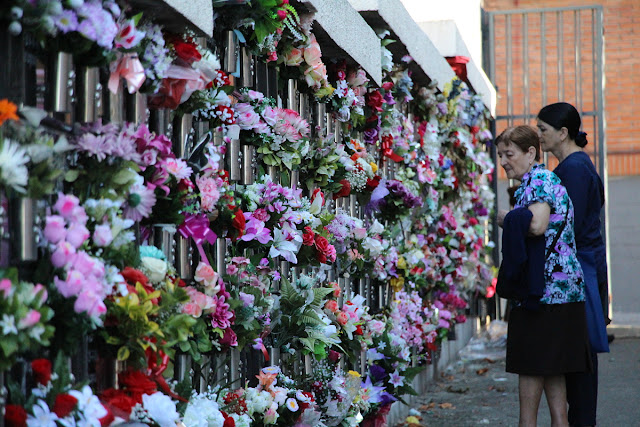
xmin=64 ymin=169 xmax=79 ymax=182
xmin=117 ymin=346 xmax=131 ymax=361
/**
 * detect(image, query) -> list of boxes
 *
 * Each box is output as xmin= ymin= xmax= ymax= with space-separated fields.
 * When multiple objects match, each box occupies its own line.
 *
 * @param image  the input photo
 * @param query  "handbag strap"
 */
xmin=545 ymin=207 xmax=570 ymax=260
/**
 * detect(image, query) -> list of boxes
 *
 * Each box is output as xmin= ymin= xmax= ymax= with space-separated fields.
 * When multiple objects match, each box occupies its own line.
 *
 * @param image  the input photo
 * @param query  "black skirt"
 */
xmin=506 ymin=302 xmax=592 ymax=376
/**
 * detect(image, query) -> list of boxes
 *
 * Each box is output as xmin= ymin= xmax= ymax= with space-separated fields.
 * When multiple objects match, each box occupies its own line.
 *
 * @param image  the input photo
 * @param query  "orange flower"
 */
xmin=0 ymin=99 xmax=19 ymax=126
xmin=255 ymin=371 xmax=277 ymax=391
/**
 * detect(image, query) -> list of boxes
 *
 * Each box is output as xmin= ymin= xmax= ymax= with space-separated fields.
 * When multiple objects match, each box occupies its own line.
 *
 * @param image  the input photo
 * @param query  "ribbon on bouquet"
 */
xmin=145 ymin=347 xmax=188 ymax=402
xmin=178 ymin=213 xmax=217 ymax=265
xmin=380 ymin=135 xmax=403 ymax=162
xmin=108 ymin=53 xmax=146 ymax=94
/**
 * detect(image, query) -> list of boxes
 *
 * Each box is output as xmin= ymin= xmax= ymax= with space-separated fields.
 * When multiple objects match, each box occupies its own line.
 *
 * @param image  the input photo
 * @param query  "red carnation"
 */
xmin=100 ymin=389 xmax=138 ymax=417
xmin=31 ymin=359 xmax=52 ymax=386
xmin=4 ymin=404 xmax=27 ymax=427
xmin=53 ymin=393 xmax=79 ymax=418
xmin=332 ymin=179 xmax=351 ymax=199
xmin=118 ymin=370 xmax=157 ymax=403
xmin=173 ymin=41 xmax=202 ymax=65
xmin=365 ymin=175 xmax=381 ymax=191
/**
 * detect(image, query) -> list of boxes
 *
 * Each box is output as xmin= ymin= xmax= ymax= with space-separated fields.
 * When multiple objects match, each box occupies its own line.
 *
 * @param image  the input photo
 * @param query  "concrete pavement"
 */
xmin=404 ymin=328 xmax=640 ymax=426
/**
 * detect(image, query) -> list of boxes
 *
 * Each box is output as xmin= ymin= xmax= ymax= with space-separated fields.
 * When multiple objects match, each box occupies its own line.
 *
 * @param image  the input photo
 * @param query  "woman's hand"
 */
xmin=528 ymin=202 xmax=551 ymax=236
xmin=497 ymin=209 xmax=509 ymax=228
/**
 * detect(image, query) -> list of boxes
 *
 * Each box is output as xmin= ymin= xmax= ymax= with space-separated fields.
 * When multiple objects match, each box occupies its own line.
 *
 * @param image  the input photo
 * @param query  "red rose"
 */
xmin=314 ymin=234 xmax=330 ymax=254
xmin=316 ymin=252 xmax=327 ymax=264
xmin=232 ymin=209 xmax=245 ymax=239
xmin=382 ymin=81 xmax=394 ymax=91
xmin=355 ymin=325 xmax=364 ymax=335
xmin=121 ymin=267 xmax=149 ymax=288
xmin=468 ymin=217 xmax=479 ymax=226
xmin=366 ymin=90 xmax=384 ymax=112
xmin=4 ymin=404 xmax=27 ymax=427
xmin=302 ymin=232 xmax=315 ymax=246
xmin=277 ymin=9 xmax=287 ymax=20
xmin=118 ymin=370 xmax=157 ymax=403
xmin=173 ymin=41 xmax=202 ymax=65
xmin=99 ymin=408 xmax=115 ymax=427
xmin=31 ymin=359 xmax=52 ymax=385
xmin=332 ymin=179 xmax=351 ymax=199
xmin=100 ymin=389 xmax=137 ymax=417
xmin=53 ymin=393 xmax=79 ymax=418
xmin=365 ymin=175 xmax=381 ymax=191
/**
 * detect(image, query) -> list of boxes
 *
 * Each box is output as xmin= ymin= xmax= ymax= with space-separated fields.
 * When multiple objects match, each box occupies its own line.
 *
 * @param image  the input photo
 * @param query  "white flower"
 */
xmin=69 ymin=385 xmax=107 ymax=425
xmin=286 ymin=397 xmax=299 ymax=412
xmin=27 ymin=400 xmax=58 ymax=427
xmin=362 ymin=237 xmax=383 ymax=257
xmin=142 ymin=392 xmax=179 ymax=427
xmin=0 ymin=312 xmax=19 ymax=336
xmin=369 ymin=219 xmax=385 ymax=235
xmin=183 ymin=396 xmax=225 ymax=427
xmin=140 ymin=256 xmax=168 ymax=283
xmin=269 ymin=227 xmax=300 ymax=264
xmin=0 ymin=138 xmax=30 ymax=193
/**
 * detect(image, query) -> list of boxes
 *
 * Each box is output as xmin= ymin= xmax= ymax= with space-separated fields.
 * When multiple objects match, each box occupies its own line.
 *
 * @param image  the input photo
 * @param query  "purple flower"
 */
xmin=361 ymin=376 xmax=386 ymax=404
xmin=123 ymin=180 xmax=156 ymax=222
xmin=364 ymin=127 xmax=379 ymax=144
xmin=54 ymin=10 xmax=78 ymax=33
xmin=369 ymin=364 xmax=387 ymax=383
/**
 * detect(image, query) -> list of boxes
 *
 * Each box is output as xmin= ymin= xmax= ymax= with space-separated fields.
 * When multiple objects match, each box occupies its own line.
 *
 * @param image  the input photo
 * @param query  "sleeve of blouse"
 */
xmin=526 ymin=170 xmax=557 ymax=208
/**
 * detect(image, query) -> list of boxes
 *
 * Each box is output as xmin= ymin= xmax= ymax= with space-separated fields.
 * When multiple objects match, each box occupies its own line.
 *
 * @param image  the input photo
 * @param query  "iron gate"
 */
xmin=483 ymin=5 xmax=610 ymax=317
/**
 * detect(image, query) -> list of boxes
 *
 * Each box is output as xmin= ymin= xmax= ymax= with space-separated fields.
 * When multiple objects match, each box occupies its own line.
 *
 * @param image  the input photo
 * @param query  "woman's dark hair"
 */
xmin=495 ymin=125 xmax=541 ymax=161
xmin=537 ymin=102 xmax=588 ymax=148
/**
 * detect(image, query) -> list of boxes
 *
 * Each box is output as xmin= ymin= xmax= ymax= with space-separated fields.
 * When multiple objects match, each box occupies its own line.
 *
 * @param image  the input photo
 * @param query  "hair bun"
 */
xmin=576 ymin=131 xmax=588 ymax=148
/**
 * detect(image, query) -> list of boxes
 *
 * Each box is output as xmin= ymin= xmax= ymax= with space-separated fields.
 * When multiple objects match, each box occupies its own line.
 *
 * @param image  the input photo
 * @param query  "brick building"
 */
xmin=483 ymin=0 xmax=640 ymax=176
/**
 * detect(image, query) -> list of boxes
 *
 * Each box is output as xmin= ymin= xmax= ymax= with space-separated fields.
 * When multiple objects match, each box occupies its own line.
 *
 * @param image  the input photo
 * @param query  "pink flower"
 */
xmin=33 ymin=284 xmax=48 ymax=304
xmin=226 ymin=264 xmax=238 ymax=275
xmin=93 ymin=224 xmax=113 ymax=247
xmin=304 ymin=62 xmax=328 ymax=90
xmin=18 ymin=310 xmax=41 ymax=329
xmin=51 ymin=241 xmax=77 ymax=268
xmin=54 ymin=193 xmax=80 ymax=219
xmin=336 ymin=311 xmax=349 ymax=326
xmin=194 ymin=262 xmax=219 ymax=289
xmin=66 ymin=223 xmax=90 ymax=248
xmin=284 ymin=47 xmax=303 ymax=66
xmin=163 ymin=157 xmax=193 ymax=180
xmin=123 ymin=181 xmax=156 ymax=221
xmin=55 ymin=270 xmax=84 ymax=298
xmin=74 ymin=290 xmax=107 ymax=319
xmin=71 ymin=251 xmax=100 ymax=277
xmin=246 ymin=90 xmax=264 ymax=102
xmin=182 ymin=302 xmax=202 ymax=317
xmin=115 ymin=19 xmax=144 ymax=49
xmin=303 ymin=36 xmax=323 ymax=67
xmin=210 ymin=296 xmax=233 ymax=329
xmin=44 ymin=215 xmax=67 ymax=244
xmin=0 ymin=278 xmax=12 ymax=298
xmin=347 ymin=69 xmax=369 ymax=88
xmin=325 ymin=300 xmax=338 ymax=313
xmin=326 ymin=244 xmax=337 ymax=263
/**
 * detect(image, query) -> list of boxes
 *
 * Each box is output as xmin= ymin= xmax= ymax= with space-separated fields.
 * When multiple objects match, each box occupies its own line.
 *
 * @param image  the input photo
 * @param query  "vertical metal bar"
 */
xmin=8 ymin=197 xmax=38 ymax=262
xmin=557 ymin=10 xmax=564 ymax=101
xmin=574 ymin=10 xmax=582 ymax=113
xmin=506 ymin=14 xmax=513 ymax=127
xmin=523 ymin=13 xmax=529 ymax=124
xmin=224 ymin=31 xmax=237 ymax=74
xmin=216 ymin=238 xmax=226 ymax=278
xmin=229 ymin=139 xmax=241 ymax=181
xmin=541 ymin=12 xmax=547 ymax=107
xmin=242 ymin=145 xmax=254 ymax=185
xmin=174 ymin=235 xmax=193 ymax=280
xmin=488 ymin=13 xmax=496 ymax=84
xmin=172 ymin=114 xmax=193 ymax=159
xmin=241 ymin=47 xmax=253 ymax=88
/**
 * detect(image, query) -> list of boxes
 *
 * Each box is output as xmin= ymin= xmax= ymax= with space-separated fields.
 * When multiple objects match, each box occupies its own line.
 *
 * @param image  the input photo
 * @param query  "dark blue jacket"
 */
xmin=500 ymin=207 xmax=546 ymax=306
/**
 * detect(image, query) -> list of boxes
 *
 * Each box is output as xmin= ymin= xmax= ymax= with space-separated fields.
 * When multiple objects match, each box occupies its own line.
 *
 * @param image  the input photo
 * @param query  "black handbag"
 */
xmin=496 ymin=208 xmax=569 ymax=300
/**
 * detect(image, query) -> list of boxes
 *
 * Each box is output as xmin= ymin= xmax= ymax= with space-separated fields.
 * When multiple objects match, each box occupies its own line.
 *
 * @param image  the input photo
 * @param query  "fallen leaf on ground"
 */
xmin=476 ymin=367 xmax=489 ymax=375
xmin=419 ymin=403 xmax=436 ymax=411
xmin=484 ymin=358 xmax=497 ymax=363
xmin=439 ymin=402 xmax=455 ymax=409
xmin=446 ymin=385 xmax=469 ymax=394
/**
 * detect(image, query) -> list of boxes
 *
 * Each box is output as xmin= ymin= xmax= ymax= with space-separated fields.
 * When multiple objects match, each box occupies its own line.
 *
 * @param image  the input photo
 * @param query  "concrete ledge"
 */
xmin=349 ymin=0 xmax=456 ymax=92
xmin=387 ymin=318 xmax=481 ymax=425
xmin=131 ymin=0 xmax=213 ymax=36
xmin=608 ymin=325 xmax=640 ymax=339
xmin=297 ymin=0 xmax=382 ymax=86
xmin=419 ymin=20 xmax=496 ymax=117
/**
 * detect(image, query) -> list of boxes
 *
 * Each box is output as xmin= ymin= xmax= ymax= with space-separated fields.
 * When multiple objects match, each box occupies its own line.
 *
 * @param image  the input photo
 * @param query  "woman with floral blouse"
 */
xmin=497 ymin=125 xmax=591 ymax=427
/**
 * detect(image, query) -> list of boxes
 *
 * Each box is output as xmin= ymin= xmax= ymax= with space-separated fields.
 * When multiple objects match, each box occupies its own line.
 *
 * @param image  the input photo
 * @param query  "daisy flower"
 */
xmin=123 ymin=177 xmax=156 ymax=221
xmin=0 ymin=138 xmax=30 ymax=193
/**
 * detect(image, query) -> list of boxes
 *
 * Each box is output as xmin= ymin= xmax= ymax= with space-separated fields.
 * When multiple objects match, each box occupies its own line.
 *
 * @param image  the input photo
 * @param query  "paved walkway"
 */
xmin=402 ymin=326 xmax=640 ymax=426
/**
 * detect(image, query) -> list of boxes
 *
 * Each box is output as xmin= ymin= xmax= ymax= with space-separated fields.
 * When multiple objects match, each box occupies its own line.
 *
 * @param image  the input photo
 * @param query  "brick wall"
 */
xmin=484 ymin=0 xmax=640 ymax=176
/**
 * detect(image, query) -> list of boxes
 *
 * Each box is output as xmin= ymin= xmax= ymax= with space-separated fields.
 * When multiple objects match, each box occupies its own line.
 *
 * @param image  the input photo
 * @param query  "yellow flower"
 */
xmin=397 ymin=256 xmax=407 ymax=270
xmin=390 ymin=276 xmax=405 ymax=292
xmin=348 ymin=370 xmax=361 ymax=378
xmin=370 ymin=162 xmax=378 ymax=174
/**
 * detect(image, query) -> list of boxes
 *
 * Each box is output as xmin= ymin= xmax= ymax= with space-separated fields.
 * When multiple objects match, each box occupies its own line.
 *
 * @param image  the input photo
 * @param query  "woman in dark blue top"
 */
xmin=538 ymin=102 xmax=609 ymax=427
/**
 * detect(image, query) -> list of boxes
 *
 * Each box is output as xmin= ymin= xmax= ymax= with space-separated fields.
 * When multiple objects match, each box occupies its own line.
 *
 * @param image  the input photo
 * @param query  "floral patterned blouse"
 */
xmin=514 ymin=163 xmax=585 ymax=304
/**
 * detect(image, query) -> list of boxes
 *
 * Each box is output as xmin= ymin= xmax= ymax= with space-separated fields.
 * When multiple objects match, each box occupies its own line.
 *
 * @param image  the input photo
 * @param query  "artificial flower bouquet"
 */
xmin=327 ymin=61 xmax=368 ymax=123
xmin=234 ymin=89 xmax=311 ymax=170
xmin=0 ymin=270 xmax=55 ymax=372
xmin=280 ymin=33 xmax=334 ymax=99
xmin=365 ymin=178 xmax=423 ymax=224
xmin=4 ymin=356 xmax=110 ymax=427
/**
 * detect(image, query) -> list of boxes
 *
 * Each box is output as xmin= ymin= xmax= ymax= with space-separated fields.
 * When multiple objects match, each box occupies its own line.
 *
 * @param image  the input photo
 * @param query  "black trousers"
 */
xmin=566 ymin=350 xmax=599 ymax=426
